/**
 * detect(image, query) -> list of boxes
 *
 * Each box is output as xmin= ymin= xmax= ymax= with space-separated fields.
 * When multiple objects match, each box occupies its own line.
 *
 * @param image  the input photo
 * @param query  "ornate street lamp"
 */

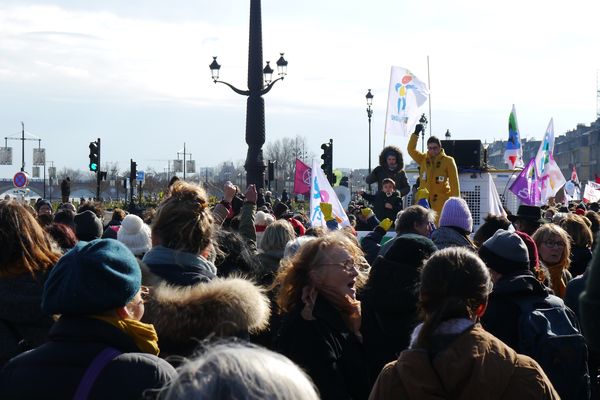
xmin=445 ymin=129 xmax=451 ymax=140
xmin=365 ymin=89 xmax=374 ymax=191
xmin=209 ymin=0 xmax=287 ymax=189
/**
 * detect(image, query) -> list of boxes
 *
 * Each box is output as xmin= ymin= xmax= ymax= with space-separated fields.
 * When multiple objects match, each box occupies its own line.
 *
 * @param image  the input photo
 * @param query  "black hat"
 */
xmin=507 ymin=205 xmax=548 ymax=224
xmin=479 ymin=229 xmax=530 ymax=275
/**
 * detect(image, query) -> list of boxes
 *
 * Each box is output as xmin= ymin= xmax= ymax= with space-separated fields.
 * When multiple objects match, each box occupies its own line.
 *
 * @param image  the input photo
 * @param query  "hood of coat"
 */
xmin=378 ymin=146 xmax=405 ymax=170
xmin=431 ymin=226 xmax=474 ymax=251
xmin=145 ymin=277 xmax=270 ymax=355
xmin=395 ymin=325 xmax=518 ymax=399
xmin=491 ymin=271 xmax=550 ymax=298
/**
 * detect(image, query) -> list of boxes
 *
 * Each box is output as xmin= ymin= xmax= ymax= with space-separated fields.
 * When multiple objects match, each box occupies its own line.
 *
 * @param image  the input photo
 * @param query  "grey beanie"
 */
xmin=478 ymin=229 xmax=530 ymax=275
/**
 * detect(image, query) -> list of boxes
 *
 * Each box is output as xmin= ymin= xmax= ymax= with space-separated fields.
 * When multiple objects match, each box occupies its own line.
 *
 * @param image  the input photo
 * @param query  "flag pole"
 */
xmin=383 ymin=67 xmax=392 ymax=147
xmin=427 ymin=55 xmax=432 ymax=137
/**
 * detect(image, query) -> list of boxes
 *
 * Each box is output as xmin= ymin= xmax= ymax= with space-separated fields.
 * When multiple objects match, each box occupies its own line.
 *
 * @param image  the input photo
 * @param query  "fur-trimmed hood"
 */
xmin=378 ymin=146 xmax=404 ymax=169
xmin=144 ymin=277 xmax=271 ymax=357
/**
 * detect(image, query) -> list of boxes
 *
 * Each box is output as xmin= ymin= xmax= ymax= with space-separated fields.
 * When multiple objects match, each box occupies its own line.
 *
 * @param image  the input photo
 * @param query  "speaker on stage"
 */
xmin=441 ymin=140 xmax=483 ymax=169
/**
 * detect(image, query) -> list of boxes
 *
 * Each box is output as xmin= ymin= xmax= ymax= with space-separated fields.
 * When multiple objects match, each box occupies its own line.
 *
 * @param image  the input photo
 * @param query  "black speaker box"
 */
xmin=440 ymin=140 xmax=482 ymax=169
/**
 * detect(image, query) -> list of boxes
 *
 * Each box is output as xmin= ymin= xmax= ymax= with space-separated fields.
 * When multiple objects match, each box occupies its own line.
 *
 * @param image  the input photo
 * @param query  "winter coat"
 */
xmin=565 ymin=270 xmax=587 ymax=319
xmin=407 ymin=133 xmax=460 ymax=220
xmin=360 ymin=257 xmax=421 ymax=385
xmin=361 ymin=191 xmax=403 ymax=222
xmin=141 ymin=245 xmax=217 ymax=287
xmin=0 ymin=272 xmax=54 ymax=367
xmin=275 ymin=296 xmax=370 ymax=400
xmin=431 ymin=226 xmax=475 ymax=251
xmin=0 ymin=316 xmax=176 ymax=400
xmin=570 ymin=245 xmax=593 ymax=277
xmin=481 ymin=271 xmax=553 ymax=351
xmin=369 ymin=324 xmax=559 ymax=400
xmin=143 ymin=277 xmax=270 ymax=359
xmin=366 ymin=146 xmax=410 ymax=195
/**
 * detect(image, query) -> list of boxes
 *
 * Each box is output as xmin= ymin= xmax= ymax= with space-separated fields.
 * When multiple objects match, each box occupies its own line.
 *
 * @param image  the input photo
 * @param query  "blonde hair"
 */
xmin=275 ymin=232 xmax=363 ymax=314
xmin=532 ymin=224 xmax=571 ymax=269
xmin=0 ymin=200 xmax=62 ymax=278
xmin=260 ymin=219 xmax=295 ymax=253
xmin=151 ymin=181 xmax=213 ymax=254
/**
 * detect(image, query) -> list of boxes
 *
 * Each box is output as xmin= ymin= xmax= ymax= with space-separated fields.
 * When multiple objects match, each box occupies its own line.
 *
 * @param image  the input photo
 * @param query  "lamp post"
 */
xmin=419 ymin=114 xmax=428 ymax=152
xmin=365 ymin=89 xmax=374 ymax=192
xmin=445 ymin=129 xmax=451 ymax=140
xmin=209 ymin=0 xmax=287 ymax=190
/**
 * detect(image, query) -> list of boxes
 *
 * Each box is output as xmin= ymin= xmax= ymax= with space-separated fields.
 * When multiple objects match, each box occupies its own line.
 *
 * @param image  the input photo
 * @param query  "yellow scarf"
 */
xmin=93 ymin=315 xmax=160 ymax=356
xmin=546 ymin=263 xmax=568 ymax=299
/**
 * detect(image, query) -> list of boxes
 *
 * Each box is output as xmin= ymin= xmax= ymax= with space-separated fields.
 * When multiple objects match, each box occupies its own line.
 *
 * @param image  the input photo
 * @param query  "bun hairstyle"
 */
xmin=151 ymin=181 xmax=213 ymax=254
xmin=415 ymin=247 xmax=492 ymax=349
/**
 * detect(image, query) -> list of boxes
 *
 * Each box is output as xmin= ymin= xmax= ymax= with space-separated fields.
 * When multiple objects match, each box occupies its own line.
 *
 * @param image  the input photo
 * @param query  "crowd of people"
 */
xmin=1 ymin=148 xmax=600 ymax=399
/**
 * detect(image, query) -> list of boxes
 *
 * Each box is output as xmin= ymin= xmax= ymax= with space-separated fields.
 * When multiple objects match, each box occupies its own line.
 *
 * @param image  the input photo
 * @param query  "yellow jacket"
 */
xmin=407 ymin=133 xmax=460 ymax=220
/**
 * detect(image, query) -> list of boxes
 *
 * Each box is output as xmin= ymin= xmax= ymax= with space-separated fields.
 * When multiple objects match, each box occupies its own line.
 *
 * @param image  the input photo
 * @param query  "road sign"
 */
xmin=13 ymin=171 xmax=29 ymax=188
xmin=136 ymin=171 xmax=145 ymax=182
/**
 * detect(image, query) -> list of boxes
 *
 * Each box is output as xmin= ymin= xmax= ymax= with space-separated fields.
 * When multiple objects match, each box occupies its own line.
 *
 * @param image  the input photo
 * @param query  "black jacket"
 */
xmin=361 ymin=191 xmax=403 ymax=222
xmin=275 ymin=296 xmax=370 ymax=400
xmin=365 ymin=146 xmax=410 ymax=194
xmin=481 ymin=271 xmax=552 ymax=350
xmin=0 ymin=316 xmax=176 ymax=400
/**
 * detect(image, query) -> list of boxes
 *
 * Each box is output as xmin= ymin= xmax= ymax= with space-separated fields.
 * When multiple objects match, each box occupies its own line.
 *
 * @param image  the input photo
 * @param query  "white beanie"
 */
xmin=117 ymin=214 xmax=152 ymax=256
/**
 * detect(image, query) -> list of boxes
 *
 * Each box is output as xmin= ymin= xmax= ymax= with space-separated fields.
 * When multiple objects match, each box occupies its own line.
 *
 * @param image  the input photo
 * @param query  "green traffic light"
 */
xmin=90 ymin=163 xmax=98 ymax=171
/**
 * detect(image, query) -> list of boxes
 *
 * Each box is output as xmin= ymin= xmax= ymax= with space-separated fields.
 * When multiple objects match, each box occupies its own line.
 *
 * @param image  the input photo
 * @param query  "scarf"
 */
xmin=142 ymin=245 xmax=217 ymax=286
xmin=409 ymin=318 xmax=474 ymax=349
xmin=93 ymin=315 xmax=160 ymax=356
xmin=546 ymin=262 xmax=568 ymax=298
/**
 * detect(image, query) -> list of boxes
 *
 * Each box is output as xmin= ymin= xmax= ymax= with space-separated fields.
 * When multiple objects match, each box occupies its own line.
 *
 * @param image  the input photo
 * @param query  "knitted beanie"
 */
xmin=42 ymin=239 xmax=141 ymax=315
xmin=479 ymin=229 xmax=530 ymax=275
xmin=35 ymin=199 xmax=52 ymax=212
xmin=74 ymin=210 xmax=103 ymax=241
xmin=273 ymin=202 xmax=290 ymax=219
xmin=386 ymin=233 xmax=437 ymax=265
xmin=117 ymin=214 xmax=152 ymax=256
xmin=515 ymin=231 xmax=539 ymax=273
xmin=439 ymin=197 xmax=473 ymax=232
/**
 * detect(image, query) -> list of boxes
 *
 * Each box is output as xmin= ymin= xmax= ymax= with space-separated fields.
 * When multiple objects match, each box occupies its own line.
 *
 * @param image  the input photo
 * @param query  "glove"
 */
xmin=413 ymin=124 xmax=424 ymax=135
xmin=320 ymin=202 xmax=334 ymax=221
xmin=360 ymin=207 xmax=374 ymax=219
xmin=415 ymin=188 xmax=430 ymax=202
xmin=378 ymin=218 xmax=393 ymax=231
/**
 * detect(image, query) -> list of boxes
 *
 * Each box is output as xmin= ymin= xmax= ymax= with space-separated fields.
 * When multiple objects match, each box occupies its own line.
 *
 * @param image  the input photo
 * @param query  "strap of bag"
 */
xmin=73 ymin=347 xmax=122 ymax=400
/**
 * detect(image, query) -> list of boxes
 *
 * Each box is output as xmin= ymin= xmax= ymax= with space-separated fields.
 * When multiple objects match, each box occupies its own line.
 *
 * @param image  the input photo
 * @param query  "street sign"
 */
xmin=32 ymin=166 xmax=40 ymax=178
xmin=136 ymin=171 xmax=145 ymax=182
xmin=33 ymin=148 xmax=46 ymax=165
xmin=173 ymin=160 xmax=183 ymax=173
xmin=13 ymin=171 xmax=29 ymax=188
xmin=186 ymin=160 xmax=196 ymax=173
xmin=0 ymin=147 xmax=12 ymax=165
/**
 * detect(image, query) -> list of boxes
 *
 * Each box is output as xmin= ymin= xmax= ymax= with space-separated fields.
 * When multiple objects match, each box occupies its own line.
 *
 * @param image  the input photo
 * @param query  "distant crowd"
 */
xmin=1 ymin=172 xmax=600 ymax=399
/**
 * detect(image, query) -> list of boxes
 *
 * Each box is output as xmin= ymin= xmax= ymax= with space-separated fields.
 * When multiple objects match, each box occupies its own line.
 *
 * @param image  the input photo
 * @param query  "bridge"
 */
xmin=0 ymin=178 xmax=119 ymax=201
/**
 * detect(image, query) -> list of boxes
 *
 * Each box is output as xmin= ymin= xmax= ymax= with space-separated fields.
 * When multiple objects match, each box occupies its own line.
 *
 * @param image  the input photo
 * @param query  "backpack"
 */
xmin=513 ymin=294 xmax=590 ymax=400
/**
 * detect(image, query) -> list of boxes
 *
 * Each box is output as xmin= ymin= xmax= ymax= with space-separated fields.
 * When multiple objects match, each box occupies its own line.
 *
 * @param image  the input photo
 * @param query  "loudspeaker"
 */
xmin=441 ymin=140 xmax=483 ymax=169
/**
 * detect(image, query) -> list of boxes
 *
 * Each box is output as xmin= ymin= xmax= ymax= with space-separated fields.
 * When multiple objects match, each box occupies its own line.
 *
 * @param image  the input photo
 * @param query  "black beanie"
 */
xmin=74 ymin=210 xmax=103 ymax=241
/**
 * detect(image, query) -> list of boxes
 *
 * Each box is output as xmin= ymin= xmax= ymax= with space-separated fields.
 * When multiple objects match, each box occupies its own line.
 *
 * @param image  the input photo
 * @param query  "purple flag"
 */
xmin=509 ymin=158 xmax=541 ymax=206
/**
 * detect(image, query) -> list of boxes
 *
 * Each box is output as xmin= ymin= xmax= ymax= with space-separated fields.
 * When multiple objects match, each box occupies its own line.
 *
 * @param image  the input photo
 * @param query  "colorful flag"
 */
xmin=539 ymin=154 xmax=566 ymax=203
xmin=504 ymin=105 xmax=523 ymax=169
xmin=571 ymin=165 xmax=579 ymax=183
xmin=583 ymin=181 xmax=600 ymax=203
xmin=509 ymin=158 xmax=542 ymax=206
xmin=309 ymin=159 xmax=350 ymax=228
xmin=384 ymin=66 xmax=429 ymax=137
xmin=293 ymin=158 xmax=311 ymax=195
xmin=534 ymin=118 xmax=555 ymax=177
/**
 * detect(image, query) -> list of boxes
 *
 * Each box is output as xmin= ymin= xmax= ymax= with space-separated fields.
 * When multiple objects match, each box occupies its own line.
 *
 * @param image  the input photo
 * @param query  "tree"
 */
xmin=264 ymin=135 xmax=314 ymax=193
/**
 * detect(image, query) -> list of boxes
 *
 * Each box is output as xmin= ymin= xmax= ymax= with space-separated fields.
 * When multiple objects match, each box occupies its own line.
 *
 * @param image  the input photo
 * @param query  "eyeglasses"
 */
xmin=543 ymin=241 xmax=565 ymax=248
xmin=321 ymin=259 xmax=357 ymax=272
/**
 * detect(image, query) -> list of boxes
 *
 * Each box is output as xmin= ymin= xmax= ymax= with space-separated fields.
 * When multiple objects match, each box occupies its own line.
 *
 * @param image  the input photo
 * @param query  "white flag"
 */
xmin=488 ymin=173 xmax=507 ymax=217
xmin=384 ymin=66 xmax=429 ymax=137
xmin=534 ymin=118 xmax=555 ymax=177
xmin=540 ymin=154 xmax=566 ymax=203
xmin=309 ymin=160 xmax=350 ymax=228
xmin=583 ymin=181 xmax=600 ymax=203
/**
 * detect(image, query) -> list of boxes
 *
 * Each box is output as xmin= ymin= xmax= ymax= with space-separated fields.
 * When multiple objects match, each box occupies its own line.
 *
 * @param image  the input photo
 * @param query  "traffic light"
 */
xmin=130 ymin=159 xmax=137 ymax=182
xmin=88 ymin=141 xmax=99 ymax=172
xmin=268 ymin=160 xmax=275 ymax=182
xmin=321 ymin=139 xmax=334 ymax=184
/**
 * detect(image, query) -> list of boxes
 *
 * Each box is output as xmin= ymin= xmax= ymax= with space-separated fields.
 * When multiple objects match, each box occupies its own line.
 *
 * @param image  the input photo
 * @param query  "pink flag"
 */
xmin=293 ymin=159 xmax=311 ymax=194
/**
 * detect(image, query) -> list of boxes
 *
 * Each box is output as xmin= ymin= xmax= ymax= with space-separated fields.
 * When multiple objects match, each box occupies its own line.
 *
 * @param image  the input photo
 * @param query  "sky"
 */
xmin=1 ymin=0 xmax=600 ymax=179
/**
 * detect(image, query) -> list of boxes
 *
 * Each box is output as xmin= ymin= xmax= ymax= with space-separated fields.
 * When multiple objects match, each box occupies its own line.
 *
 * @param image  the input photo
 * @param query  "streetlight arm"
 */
xmin=260 ymin=76 xmax=284 ymax=96
xmin=214 ymin=80 xmax=251 ymax=96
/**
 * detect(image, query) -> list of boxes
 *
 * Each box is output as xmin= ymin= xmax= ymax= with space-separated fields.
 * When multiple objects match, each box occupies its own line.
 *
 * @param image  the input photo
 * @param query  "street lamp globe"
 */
xmin=209 ymin=57 xmax=221 ymax=82
xmin=263 ymin=61 xmax=274 ymax=84
xmin=276 ymin=53 xmax=288 ymax=76
xmin=365 ymin=89 xmax=373 ymax=107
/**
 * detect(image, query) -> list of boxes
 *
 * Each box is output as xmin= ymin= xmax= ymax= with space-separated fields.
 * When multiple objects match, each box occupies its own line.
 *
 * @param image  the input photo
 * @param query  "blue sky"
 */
xmin=1 ymin=0 xmax=599 ymax=179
